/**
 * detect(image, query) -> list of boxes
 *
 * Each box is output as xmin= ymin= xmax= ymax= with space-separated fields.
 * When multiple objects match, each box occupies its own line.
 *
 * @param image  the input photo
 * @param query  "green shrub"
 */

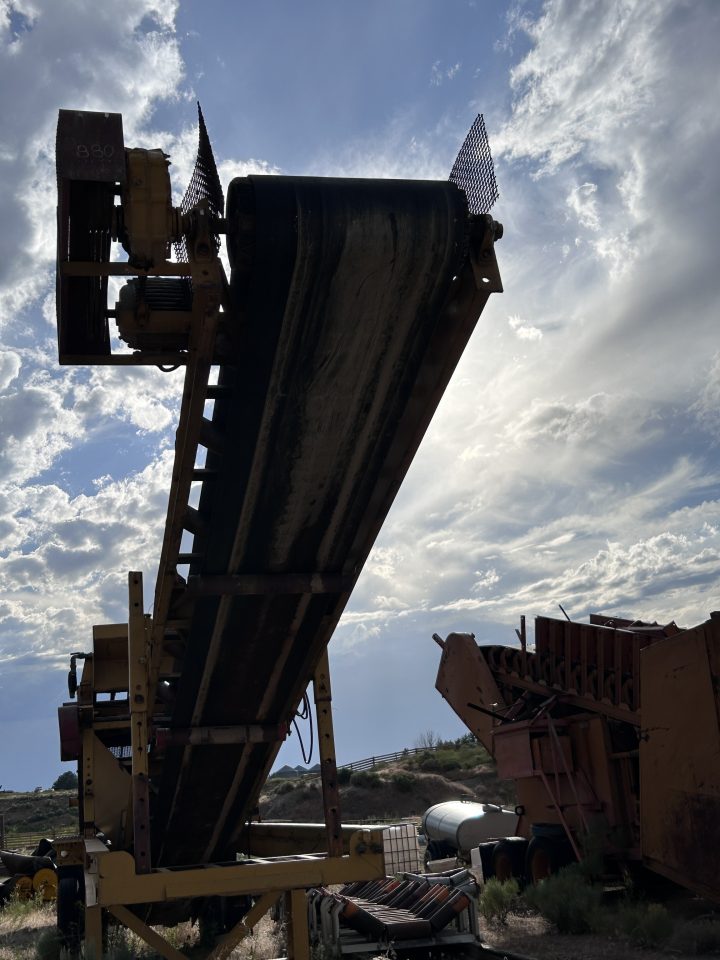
xmin=523 ymin=863 xmax=603 ymax=934
xmin=391 ymin=773 xmax=414 ymax=793
xmin=616 ymin=902 xmax=674 ymax=948
xmin=276 ymin=780 xmax=295 ymax=795
xmin=35 ymin=928 xmax=62 ymax=960
xmin=418 ymin=756 xmax=441 ymax=772
xmin=439 ymin=755 xmax=462 ymax=772
xmin=479 ymin=877 xmax=519 ymax=925
xmin=336 ymin=767 xmax=353 ymax=786
xmin=351 ymin=771 xmax=382 ymax=789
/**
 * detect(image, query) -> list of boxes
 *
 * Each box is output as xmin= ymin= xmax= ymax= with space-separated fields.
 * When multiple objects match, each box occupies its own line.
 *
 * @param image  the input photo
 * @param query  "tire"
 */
xmin=525 ymin=835 xmax=575 ymax=884
xmin=492 ymin=838 xmax=528 ymax=882
xmin=425 ymin=839 xmax=455 ymax=863
xmin=57 ymin=874 xmax=84 ymax=953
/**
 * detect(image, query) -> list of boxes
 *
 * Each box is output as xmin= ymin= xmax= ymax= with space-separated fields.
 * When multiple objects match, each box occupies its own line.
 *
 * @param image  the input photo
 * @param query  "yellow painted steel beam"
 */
xmin=128 ymin=572 xmax=151 ymax=872
xmin=60 ymin=260 xmax=192 ymax=276
xmin=206 ymin=890 xmax=280 ymax=960
xmin=81 ymin=728 xmax=96 ymax=837
xmin=287 ymin=888 xmax=310 ymax=960
xmin=313 ymin=648 xmax=343 ymax=857
xmin=94 ymin=829 xmax=384 ymax=907
xmin=108 ymin=904 xmax=187 ymax=960
xmin=85 ymin=905 xmax=103 ymax=957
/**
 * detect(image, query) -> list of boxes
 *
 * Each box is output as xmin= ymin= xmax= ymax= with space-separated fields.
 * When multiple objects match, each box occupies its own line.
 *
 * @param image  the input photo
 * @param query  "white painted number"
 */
xmin=75 ymin=144 xmax=115 ymax=160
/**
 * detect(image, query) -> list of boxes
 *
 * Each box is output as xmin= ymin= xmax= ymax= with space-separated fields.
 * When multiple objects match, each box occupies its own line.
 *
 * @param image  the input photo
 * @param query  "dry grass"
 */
xmin=0 ymin=899 xmax=284 ymax=959
xmin=0 ymin=896 xmax=55 ymax=959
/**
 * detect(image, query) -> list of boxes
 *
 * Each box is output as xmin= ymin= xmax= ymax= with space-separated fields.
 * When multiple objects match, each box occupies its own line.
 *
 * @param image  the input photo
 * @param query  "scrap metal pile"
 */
xmin=0 ymin=843 xmax=57 ymax=906
xmin=309 ymin=868 xmax=479 ymax=951
xmin=434 ymin=611 xmax=720 ymax=900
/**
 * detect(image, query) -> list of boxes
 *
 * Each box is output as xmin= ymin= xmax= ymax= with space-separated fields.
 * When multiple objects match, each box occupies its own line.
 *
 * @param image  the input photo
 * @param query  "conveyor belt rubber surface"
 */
xmin=152 ymin=175 xmax=499 ymax=867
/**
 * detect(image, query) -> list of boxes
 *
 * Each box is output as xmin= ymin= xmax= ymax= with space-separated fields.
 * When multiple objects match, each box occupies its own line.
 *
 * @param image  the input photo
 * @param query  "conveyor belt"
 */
xmin=148 ymin=175 xmax=502 ymax=867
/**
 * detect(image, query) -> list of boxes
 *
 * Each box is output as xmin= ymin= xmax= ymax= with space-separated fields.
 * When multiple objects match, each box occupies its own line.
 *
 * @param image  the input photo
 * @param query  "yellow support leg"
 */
xmin=286 ymin=888 xmax=310 ymax=960
xmin=85 ymin=904 xmax=103 ymax=959
xmin=206 ymin=891 xmax=280 ymax=960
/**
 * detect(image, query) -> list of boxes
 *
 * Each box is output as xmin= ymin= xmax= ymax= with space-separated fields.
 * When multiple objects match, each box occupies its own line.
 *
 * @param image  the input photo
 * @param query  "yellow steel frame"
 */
xmin=69 ymin=568 xmax=386 ymax=958
xmin=81 ymin=829 xmax=385 ymax=958
xmin=60 ymin=201 xmax=388 ymax=955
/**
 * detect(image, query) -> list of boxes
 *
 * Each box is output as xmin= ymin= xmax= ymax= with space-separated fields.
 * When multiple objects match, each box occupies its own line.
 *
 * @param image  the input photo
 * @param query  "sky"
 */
xmin=0 ymin=0 xmax=719 ymax=790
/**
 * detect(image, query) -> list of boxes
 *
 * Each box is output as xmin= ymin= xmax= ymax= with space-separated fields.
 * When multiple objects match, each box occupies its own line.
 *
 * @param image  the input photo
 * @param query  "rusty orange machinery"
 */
xmin=434 ymin=613 xmax=720 ymax=901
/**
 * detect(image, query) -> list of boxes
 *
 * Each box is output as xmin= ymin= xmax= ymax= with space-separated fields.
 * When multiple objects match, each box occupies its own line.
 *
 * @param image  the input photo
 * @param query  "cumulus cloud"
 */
xmin=0 ymin=349 xmax=20 ymax=388
xmin=0 ymin=0 xmax=184 ymax=322
xmin=0 ymin=451 xmax=173 ymax=658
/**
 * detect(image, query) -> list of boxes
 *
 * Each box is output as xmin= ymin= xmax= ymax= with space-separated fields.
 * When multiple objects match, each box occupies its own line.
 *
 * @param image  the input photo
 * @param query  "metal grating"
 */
xmin=174 ymin=102 xmax=225 ymax=264
xmin=448 ymin=113 xmax=499 ymax=214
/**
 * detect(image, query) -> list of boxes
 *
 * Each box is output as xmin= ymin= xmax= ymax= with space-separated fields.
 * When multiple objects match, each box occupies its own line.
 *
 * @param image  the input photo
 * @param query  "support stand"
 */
xmin=72 ymin=578 xmax=384 ymax=959
xmin=128 ymin=572 xmax=151 ymax=874
xmin=313 ymin=648 xmax=343 ymax=858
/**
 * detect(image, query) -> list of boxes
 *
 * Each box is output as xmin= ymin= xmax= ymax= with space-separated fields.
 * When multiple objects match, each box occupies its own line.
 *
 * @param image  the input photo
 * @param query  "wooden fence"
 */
xmin=272 ymin=744 xmax=439 ymax=782
xmin=1 ymin=830 xmax=61 ymax=851
xmin=337 ymin=745 xmax=433 ymax=772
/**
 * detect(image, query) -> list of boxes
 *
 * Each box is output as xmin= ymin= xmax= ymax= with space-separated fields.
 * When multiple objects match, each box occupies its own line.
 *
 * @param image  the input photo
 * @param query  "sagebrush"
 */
xmin=523 ymin=863 xmax=603 ymax=934
xmin=479 ymin=877 xmax=519 ymax=925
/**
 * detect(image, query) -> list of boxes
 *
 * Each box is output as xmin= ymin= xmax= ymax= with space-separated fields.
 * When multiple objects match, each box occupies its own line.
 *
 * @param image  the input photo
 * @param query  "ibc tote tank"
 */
xmin=421 ymin=800 xmax=519 ymax=852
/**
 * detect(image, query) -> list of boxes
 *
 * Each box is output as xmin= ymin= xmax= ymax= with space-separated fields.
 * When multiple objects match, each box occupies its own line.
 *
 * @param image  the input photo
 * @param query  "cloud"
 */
xmin=567 ymin=182 xmax=599 ymax=231
xmin=0 ymin=0 xmax=184 ymax=323
xmin=430 ymin=60 xmax=462 ymax=86
xmin=508 ymin=314 xmax=542 ymax=341
xmin=0 ymin=451 xmax=173 ymax=659
xmin=0 ymin=2 xmax=193 ymax=685
xmin=0 ymin=349 xmax=20 ymax=388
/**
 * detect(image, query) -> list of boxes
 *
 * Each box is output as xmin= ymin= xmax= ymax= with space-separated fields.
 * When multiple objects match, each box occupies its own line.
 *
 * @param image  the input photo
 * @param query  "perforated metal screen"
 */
xmin=174 ymin=103 xmax=224 ymax=264
xmin=449 ymin=113 xmax=499 ymax=215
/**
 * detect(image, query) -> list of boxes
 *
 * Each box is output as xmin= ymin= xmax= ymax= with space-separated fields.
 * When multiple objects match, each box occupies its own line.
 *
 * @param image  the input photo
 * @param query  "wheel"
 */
xmin=57 ymin=875 xmax=84 ymax=953
xmin=425 ymin=839 xmax=454 ymax=864
xmin=525 ymin=835 xmax=575 ymax=884
xmin=14 ymin=875 xmax=33 ymax=900
xmin=492 ymin=838 xmax=527 ymax=882
xmin=33 ymin=867 xmax=58 ymax=901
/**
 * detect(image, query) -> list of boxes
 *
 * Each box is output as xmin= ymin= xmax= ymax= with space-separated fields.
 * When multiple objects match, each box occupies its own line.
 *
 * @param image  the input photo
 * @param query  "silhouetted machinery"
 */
xmin=433 ymin=613 xmax=720 ymax=901
xmin=54 ymin=107 xmax=503 ymax=956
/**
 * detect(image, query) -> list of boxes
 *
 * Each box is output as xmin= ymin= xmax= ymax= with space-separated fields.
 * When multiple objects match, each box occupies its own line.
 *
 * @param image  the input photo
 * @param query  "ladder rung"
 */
xmin=206 ymin=384 xmax=232 ymax=399
xmin=192 ymin=468 xmax=217 ymax=481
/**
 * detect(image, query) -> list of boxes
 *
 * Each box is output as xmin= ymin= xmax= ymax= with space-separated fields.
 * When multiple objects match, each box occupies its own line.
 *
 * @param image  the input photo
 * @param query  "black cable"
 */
xmin=292 ymin=692 xmax=314 ymax=765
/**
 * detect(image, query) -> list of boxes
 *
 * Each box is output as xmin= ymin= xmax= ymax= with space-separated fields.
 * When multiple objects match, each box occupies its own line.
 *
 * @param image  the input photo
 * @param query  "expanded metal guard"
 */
xmin=174 ymin=102 xmax=224 ymax=264
xmin=449 ymin=114 xmax=499 ymax=215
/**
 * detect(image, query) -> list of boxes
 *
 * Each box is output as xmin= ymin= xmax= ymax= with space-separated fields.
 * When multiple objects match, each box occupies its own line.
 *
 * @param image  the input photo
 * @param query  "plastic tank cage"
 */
xmin=382 ymin=823 xmax=422 ymax=874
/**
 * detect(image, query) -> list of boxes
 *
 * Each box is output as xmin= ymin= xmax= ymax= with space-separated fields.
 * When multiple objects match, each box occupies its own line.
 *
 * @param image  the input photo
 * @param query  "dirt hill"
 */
xmin=261 ymin=739 xmax=515 ymax=822
xmin=0 ymin=789 xmax=78 ymax=839
xmin=0 ymin=741 xmax=513 ymax=842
